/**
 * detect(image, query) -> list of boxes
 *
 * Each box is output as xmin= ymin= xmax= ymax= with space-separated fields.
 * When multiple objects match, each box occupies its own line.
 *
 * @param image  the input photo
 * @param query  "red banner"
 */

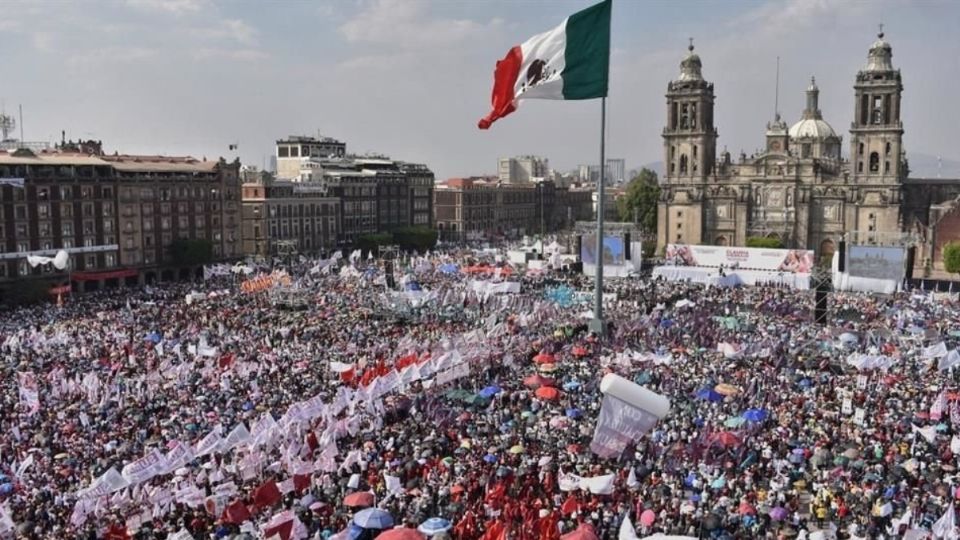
xmin=72 ymin=269 xmax=138 ymax=282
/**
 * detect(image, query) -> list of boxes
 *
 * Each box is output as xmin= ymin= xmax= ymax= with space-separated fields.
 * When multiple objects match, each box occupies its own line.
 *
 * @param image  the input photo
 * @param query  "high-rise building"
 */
xmin=275 ymin=135 xmax=346 ymax=179
xmin=606 ymin=158 xmax=626 ymax=183
xmin=498 ymin=155 xmax=549 ymax=183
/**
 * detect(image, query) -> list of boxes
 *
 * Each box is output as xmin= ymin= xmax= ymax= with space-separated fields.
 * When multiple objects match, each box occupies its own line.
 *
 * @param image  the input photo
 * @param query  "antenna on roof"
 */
xmin=19 ymin=105 xmax=24 ymax=148
xmin=774 ymin=56 xmax=780 ymax=121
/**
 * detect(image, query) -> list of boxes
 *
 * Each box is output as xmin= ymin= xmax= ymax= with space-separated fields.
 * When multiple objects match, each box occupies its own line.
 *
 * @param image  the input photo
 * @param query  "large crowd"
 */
xmin=2 ymin=248 xmax=960 ymax=540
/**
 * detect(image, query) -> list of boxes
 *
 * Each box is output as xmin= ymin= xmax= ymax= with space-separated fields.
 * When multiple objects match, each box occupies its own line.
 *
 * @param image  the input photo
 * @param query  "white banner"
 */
xmin=590 ymin=374 xmax=670 ymax=459
xmin=163 ymin=441 xmax=195 ymax=475
xmin=665 ymin=244 xmax=814 ymax=273
xmin=194 ymin=427 xmax=223 ymax=458
xmin=121 ymin=449 xmax=167 ymax=485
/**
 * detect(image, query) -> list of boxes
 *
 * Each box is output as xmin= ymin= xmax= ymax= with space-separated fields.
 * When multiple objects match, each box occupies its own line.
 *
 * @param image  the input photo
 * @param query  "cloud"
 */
xmin=192 ymin=48 xmax=268 ymax=62
xmin=67 ymin=47 xmax=157 ymax=70
xmin=125 ymin=0 xmax=208 ymax=16
xmin=339 ymin=0 xmax=502 ymax=49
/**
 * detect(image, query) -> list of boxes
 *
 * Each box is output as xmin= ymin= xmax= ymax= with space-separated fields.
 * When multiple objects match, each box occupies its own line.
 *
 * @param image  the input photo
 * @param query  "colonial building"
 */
xmin=240 ymin=174 xmax=339 ymax=257
xmin=656 ymin=33 xmax=909 ymax=262
xmin=433 ymin=177 xmax=594 ymax=242
xmin=0 ymin=142 xmax=241 ymax=295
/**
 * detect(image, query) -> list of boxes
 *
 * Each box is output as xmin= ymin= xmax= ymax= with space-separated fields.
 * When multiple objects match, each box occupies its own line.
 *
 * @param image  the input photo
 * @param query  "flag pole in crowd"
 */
xmin=476 ymin=0 xmax=613 ymax=332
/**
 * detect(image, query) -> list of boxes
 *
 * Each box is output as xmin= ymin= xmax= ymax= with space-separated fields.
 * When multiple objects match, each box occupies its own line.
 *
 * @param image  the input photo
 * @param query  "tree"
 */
xmin=617 ymin=168 xmax=660 ymax=233
xmin=746 ymin=236 xmax=784 ymax=249
xmin=357 ymin=233 xmax=394 ymax=254
xmin=392 ymin=226 xmax=438 ymax=252
xmin=943 ymin=242 xmax=960 ymax=276
xmin=168 ymin=238 xmax=214 ymax=266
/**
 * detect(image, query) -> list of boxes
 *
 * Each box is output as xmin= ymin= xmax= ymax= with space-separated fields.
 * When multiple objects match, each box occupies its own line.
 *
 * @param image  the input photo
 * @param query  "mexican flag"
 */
xmin=478 ymin=0 xmax=611 ymax=129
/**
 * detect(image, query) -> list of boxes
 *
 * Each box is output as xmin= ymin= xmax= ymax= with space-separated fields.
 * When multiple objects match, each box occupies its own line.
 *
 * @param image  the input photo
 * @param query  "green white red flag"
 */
xmin=478 ymin=0 xmax=611 ymax=129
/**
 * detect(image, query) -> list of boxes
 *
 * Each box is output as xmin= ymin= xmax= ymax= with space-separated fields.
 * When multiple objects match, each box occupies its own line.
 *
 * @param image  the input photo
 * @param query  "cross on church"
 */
xmin=688 ymin=37 xmax=694 ymax=51
xmin=878 ymin=23 xmax=884 ymax=38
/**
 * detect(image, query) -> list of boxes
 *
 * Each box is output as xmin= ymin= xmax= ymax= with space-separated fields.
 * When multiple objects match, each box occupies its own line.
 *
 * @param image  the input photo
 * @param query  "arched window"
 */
xmin=715 ymin=236 xmax=728 ymax=246
xmin=885 ymin=142 xmax=891 ymax=156
xmin=679 ymin=154 xmax=688 ymax=174
xmin=858 ymin=143 xmax=864 ymax=156
xmin=869 ymin=152 xmax=880 ymax=172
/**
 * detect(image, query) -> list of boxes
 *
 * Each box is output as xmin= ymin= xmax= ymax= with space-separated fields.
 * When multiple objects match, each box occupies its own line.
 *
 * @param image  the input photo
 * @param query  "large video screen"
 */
xmin=581 ymin=234 xmax=625 ymax=266
xmin=847 ymin=246 xmax=906 ymax=281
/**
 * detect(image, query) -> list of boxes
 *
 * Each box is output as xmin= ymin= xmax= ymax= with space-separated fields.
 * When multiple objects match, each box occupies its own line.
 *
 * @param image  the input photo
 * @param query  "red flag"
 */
xmin=480 ymin=520 xmax=507 ymax=540
xmin=218 ymin=353 xmax=235 ymax=369
xmin=104 ymin=524 xmax=130 ymax=540
xmin=221 ymin=500 xmax=252 ymax=524
xmin=561 ymin=494 xmax=579 ymax=515
xmin=293 ymin=474 xmax=311 ymax=493
xmin=263 ymin=521 xmax=293 ymax=540
xmin=252 ymin=480 xmax=282 ymax=509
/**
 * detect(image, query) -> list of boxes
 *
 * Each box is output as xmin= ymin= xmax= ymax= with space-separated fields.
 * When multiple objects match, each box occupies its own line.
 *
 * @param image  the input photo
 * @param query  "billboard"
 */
xmin=664 ymin=244 xmax=815 ymax=273
xmin=847 ymin=246 xmax=905 ymax=281
xmin=581 ymin=235 xmax=625 ymax=266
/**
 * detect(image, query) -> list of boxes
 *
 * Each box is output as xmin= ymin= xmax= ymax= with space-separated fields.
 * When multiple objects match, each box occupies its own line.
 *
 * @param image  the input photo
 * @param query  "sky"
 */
xmin=1 ymin=0 xmax=959 ymax=181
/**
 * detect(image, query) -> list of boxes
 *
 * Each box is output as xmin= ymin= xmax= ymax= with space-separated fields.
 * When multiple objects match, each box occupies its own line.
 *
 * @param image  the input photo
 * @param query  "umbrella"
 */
xmin=539 ymin=363 xmax=558 ymax=373
xmin=509 ymin=445 xmax=525 ymax=454
xmin=343 ymin=491 xmax=375 ymax=508
xmin=711 ymin=432 xmax=741 ymax=448
xmin=483 ymin=454 xmax=498 ymax=463
xmin=534 ymin=353 xmax=556 ymax=365
xmin=523 ymin=374 xmax=555 ymax=388
xmin=640 ymin=509 xmax=657 ymax=526
xmin=695 ymin=388 xmax=724 ymax=402
xmin=478 ymin=385 xmax=501 ymax=399
xmin=550 ymin=416 xmax=571 ymax=429
xmin=562 ymin=380 xmax=581 ymax=391
xmin=769 ymin=507 xmax=788 ymax=521
xmin=379 ymin=528 xmax=425 ymax=540
xmin=737 ymin=502 xmax=756 ymax=516
xmin=353 ymin=508 xmax=394 ymax=529
xmin=742 ymin=409 xmax=769 ymax=423
xmin=565 ymin=408 xmax=582 ymax=418
xmin=572 ymin=346 xmax=589 ymax=357
xmin=724 ymin=416 xmax=746 ymax=428
xmin=560 ymin=524 xmax=599 ymax=540
xmin=418 ymin=517 xmax=452 ymax=535
xmin=535 ymin=387 xmax=561 ymax=401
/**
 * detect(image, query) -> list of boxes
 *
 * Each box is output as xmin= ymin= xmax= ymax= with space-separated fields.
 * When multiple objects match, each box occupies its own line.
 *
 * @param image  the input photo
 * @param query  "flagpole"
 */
xmin=589 ymin=97 xmax=607 ymax=336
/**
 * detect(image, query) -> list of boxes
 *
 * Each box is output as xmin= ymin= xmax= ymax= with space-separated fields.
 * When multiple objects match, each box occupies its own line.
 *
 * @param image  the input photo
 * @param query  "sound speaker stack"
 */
xmin=624 ymin=232 xmax=632 ymax=261
xmin=905 ymin=246 xmax=916 ymax=281
xmin=837 ymin=239 xmax=846 ymax=273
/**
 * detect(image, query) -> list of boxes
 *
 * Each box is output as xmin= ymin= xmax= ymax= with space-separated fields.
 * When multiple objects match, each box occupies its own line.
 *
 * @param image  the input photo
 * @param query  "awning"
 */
xmin=72 ymin=268 xmax=138 ymax=282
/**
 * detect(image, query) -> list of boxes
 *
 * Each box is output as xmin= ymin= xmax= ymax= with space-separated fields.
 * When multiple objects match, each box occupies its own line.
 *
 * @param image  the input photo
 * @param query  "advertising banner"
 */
xmin=665 ymin=244 xmax=814 ymax=273
xmin=847 ymin=245 xmax=906 ymax=281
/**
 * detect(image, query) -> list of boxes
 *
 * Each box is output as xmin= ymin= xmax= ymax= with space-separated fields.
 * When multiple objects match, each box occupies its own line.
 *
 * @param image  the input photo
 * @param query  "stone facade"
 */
xmin=657 ymin=33 xmax=911 ymax=263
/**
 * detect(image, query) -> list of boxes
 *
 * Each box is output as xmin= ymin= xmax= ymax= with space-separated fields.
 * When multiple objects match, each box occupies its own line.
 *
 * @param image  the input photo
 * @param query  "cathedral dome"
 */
xmin=677 ymin=41 xmax=703 ymax=82
xmin=788 ymin=118 xmax=837 ymax=140
xmin=865 ymin=30 xmax=894 ymax=72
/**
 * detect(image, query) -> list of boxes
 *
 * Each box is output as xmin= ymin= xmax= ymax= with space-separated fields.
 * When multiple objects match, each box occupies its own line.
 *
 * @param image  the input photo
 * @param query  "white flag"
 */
xmin=912 ymin=423 xmax=938 ymax=444
xmin=932 ymin=503 xmax=957 ymax=539
xmin=618 ymin=513 xmax=640 ymax=540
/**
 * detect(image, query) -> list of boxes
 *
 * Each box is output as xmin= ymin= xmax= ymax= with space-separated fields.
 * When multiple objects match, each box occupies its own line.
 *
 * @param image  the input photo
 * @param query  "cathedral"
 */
xmin=656 ymin=31 xmax=909 ymax=264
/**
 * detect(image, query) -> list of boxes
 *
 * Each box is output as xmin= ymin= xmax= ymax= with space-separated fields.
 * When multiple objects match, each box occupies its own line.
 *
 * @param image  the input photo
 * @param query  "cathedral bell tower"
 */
xmin=663 ymin=39 xmax=717 ymax=181
xmin=850 ymin=27 xmax=905 ymax=183
xmin=658 ymin=40 xmax=719 ymax=249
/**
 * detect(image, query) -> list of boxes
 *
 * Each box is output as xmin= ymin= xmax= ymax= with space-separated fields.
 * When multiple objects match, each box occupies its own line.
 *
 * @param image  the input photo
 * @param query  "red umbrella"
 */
xmin=572 ymin=346 xmax=589 ymax=357
xmin=523 ymin=374 xmax=556 ymax=388
xmin=534 ymin=353 xmax=556 ymax=365
xmin=343 ymin=491 xmax=375 ymax=508
xmin=711 ymin=431 xmax=741 ymax=448
xmin=535 ymin=386 xmax=561 ymax=401
xmin=738 ymin=502 xmax=756 ymax=515
xmin=377 ymin=528 xmax=425 ymax=540
xmin=560 ymin=524 xmax=599 ymax=540
xmin=566 ymin=444 xmax=581 ymax=454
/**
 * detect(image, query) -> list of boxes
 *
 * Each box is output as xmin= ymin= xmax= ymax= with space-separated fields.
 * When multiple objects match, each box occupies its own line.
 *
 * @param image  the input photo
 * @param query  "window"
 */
xmin=858 ymin=162 xmax=864 ymax=173
xmin=62 ymin=238 xmax=74 ymax=249
xmin=105 ymin=253 xmax=115 ymax=267
xmin=102 ymin=203 xmax=112 ymax=217
xmin=801 ymin=144 xmax=811 ymax=158
xmin=18 ymin=261 xmax=29 ymax=276
xmin=60 ymin=186 xmax=71 ymax=200
xmin=858 ymin=143 xmax=864 ymax=156
xmin=278 ymin=146 xmax=289 ymax=158
xmin=85 ymin=255 xmax=96 ymax=268
xmin=63 ymin=223 xmax=73 ymax=236
xmin=103 ymin=221 xmax=113 ymax=233
xmin=679 ymin=155 xmax=688 ymax=174
xmin=885 ymin=161 xmax=890 ymax=173
xmin=15 ymin=206 xmax=26 ymax=219
xmin=126 ymin=238 xmax=134 ymax=249
xmin=17 ymin=242 xmax=28 ymax=252
xmin=15 ymin=224 xmax=27 ymax=237
xmin=125 ymin=221 xmax=134 ymax=232
xmin=692 ymin=145 xmax=697 ymax=158
xmin=140 ymin=188 xmax=154 ymax=199
xmin=143 ymin=220 xmax=152 ymax=232
xmin=161 ymin=217 xmax=171 ymax=230
xmin=61 ymin=203 xmax=73 ymax=217
xmin=37 ymin=188 xmax=48 ymax=201
xmin=872 ymin=95 xmax=883 ymax=124
xmin=39 ymin=223 xmax=50 ymax=236
xmin=81 ymin=187 xmax=93 ymax=199
xmin=103 ymin=187 xmax=113 ymax=199
xmin=145 ymin=235 xmax=153 ymax=247
xmin=82 ymin=203 xmax=93 ymax=217
xmin=178 ymin=216 xmax=189 ymax=229
xmin=885 ymin=142 xmax=891 ymax=156
xmin=84 ymin=238 xmax=94 ymax=247
xmin=869 ymin=152 xmax=880 ymax=173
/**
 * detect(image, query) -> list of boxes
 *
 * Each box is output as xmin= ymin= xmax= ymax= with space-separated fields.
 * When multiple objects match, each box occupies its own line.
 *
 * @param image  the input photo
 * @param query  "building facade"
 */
xmin=240 ymin=176 xmax=340 ymax=257
xmin=656 ymin=34 xmax=908 ymax=262
xmin=433 ymin=178 xmax=593 ymax=242
xmin=275 ymin=135 xmax=346 ymax=179
xmin=498 ymin=155 xmax=549 ymax=184
xmin=0 ymin=143 xmax=241 ymax=295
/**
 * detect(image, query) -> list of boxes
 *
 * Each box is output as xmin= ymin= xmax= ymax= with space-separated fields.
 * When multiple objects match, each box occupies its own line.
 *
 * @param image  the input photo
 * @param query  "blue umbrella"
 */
xmin=634 ymin=372 xmax=652 ymax=385
xmin=484 ymin=454 xmax=498 ymax=463
xmin=742 ymin=409 xmax=769 ymax=423
xmin=798 ymin=378 xmax=813 ymax=388
xmin=439 ymin=263 xmax=459 ymax=274
xmin=353 ymin=508 xmax=394 ymax=529
xmin=145 ymin=331 xmax=162 ymax=343
xmin=660 ymin=319 xmax=674 ymax=328
xmin=695 ymin=387 xmax=724 ymax=402
xmin=565 ymin=408 xmax=582 ymax=418
xmin=479 ymin=385 xmax=501 ymax=398
xmin=562 ymin=380 xmax=581 ymax=391
xmin=347 ymin=524 xmax=365 ymax=540
xmin=0 ymin=483 xmax=13 ymax=495
xmin=419 ymin=517 xmax=452 ymax=535
xmin=242 ymin=401 xmax=254 ymax=411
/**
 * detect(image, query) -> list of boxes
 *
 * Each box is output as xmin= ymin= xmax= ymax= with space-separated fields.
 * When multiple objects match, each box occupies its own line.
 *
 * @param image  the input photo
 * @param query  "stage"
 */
xmin=651 ymin=265 xmax=811 ymax=290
